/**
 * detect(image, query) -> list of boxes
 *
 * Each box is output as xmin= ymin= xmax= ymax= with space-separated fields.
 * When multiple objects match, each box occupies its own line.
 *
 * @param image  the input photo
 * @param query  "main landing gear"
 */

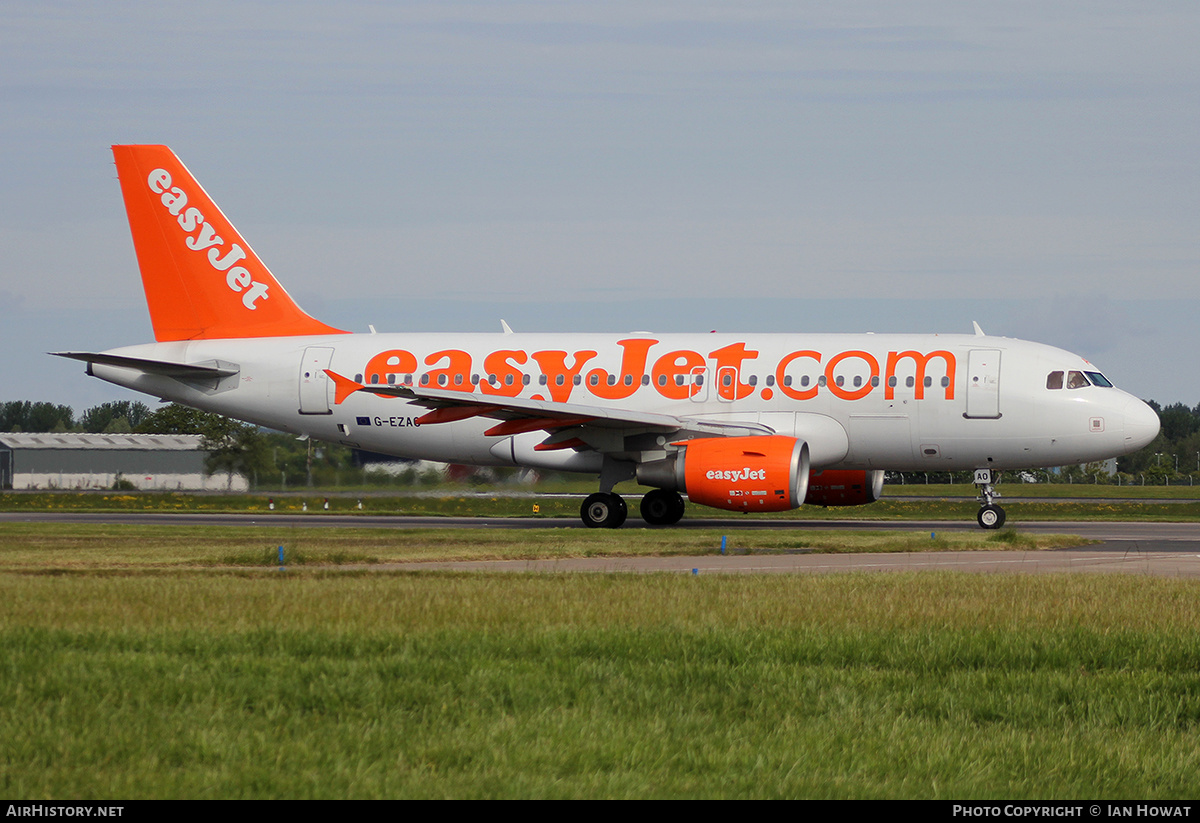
xmin=974 ymin=468 xmax=1006 ymax=529
xmin=582 ymin=458 xmax=679 ymax=529
xmin=581 ymin=458 xmax=687 ymax=529
xmin=580 ymin=489 xmax=687 ymax=528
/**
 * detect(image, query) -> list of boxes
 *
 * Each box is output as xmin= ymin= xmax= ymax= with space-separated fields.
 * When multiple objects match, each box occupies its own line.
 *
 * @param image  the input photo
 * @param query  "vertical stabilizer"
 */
xmin=112 ymin=145 xmax=347 ymax=341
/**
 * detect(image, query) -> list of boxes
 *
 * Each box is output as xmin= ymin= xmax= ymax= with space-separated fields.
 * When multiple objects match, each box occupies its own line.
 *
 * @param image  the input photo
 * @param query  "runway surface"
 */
xmin=5 ymin=511 xmax=1200 ymax=577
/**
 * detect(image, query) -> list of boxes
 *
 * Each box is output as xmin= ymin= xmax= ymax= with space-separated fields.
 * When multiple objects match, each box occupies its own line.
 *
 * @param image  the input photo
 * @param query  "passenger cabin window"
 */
xmin=1067 ymin=370 xmax=1090 ymax=389
xmin=1046 ymin=372 xmax=1064 ymax=390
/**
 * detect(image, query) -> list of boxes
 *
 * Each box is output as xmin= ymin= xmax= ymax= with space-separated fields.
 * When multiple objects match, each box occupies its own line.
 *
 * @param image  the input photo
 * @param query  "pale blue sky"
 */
xmin=3 ymin=2 xmax=1198 ymax=409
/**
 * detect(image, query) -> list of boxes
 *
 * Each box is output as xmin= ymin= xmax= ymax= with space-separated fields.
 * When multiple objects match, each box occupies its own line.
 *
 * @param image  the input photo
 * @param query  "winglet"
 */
xmin=324 ymin=370 xmax=364 ymax=405
xmin=112 ymin=145 xmax=347 ymax=341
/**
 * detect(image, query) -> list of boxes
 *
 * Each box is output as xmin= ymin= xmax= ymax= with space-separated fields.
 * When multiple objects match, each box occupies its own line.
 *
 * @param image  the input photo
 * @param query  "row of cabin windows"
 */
xmin=1046 ymin=370 xmax=1114 ymax=390
xmin=358 ymin=372 xmax=951 ymax=390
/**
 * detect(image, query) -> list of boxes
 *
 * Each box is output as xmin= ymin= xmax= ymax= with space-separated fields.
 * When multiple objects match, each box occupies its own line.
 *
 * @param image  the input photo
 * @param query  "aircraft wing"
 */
xmin=326 ymin=370 xmax=772 ymax=451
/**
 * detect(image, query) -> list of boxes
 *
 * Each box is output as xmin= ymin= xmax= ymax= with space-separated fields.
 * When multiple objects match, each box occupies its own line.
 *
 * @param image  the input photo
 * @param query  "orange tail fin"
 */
xmin=112 ymin=145 xmax=347 ymax=341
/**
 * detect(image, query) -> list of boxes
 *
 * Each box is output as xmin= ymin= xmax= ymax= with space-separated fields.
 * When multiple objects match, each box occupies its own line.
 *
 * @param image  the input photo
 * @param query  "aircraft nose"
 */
xmin=1122 ymin=397 xmax=1160 ymax=453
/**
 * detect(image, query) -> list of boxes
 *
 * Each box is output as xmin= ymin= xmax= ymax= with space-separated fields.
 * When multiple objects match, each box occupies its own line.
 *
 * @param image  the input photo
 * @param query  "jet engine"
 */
xmin=803 ymin=469 xmax=885 ymax=506
xmin=636 ymin=435 xmax=810 ymax=512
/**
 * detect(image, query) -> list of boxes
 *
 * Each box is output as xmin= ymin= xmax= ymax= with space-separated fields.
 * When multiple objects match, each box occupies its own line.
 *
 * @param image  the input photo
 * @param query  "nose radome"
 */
xmin=1122 ymin=397 xmax=1160 ymax=453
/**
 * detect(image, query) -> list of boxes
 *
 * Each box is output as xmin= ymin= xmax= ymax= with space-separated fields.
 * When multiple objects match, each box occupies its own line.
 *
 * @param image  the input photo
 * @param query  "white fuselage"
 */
xmin=89 ymin=330 xmax=1160 ymax=475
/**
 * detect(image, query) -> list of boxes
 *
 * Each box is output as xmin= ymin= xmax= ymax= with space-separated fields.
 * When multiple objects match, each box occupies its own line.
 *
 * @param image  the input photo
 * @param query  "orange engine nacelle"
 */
xmin=803 ymin=469 xmax=885 ymax=507
xmin=637 ymin=436 xmax=811 ymax=513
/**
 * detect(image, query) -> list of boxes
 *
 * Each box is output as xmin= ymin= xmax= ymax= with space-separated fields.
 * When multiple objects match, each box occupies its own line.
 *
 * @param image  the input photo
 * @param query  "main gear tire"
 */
xmin=581 ymin=492 xmax=628 ymax=528
xmin=640 ymin=489 xmax=685 ymax=526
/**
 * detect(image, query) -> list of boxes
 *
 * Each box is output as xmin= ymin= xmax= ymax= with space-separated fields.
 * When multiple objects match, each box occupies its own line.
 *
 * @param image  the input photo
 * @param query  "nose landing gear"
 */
xmin=974 ymin=468 xmax=1006 ymax=529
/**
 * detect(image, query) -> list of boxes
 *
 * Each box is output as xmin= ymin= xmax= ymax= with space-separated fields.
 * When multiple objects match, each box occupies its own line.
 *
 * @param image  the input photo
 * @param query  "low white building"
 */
xmin=0 ymin=433 xmax=248 ymax=491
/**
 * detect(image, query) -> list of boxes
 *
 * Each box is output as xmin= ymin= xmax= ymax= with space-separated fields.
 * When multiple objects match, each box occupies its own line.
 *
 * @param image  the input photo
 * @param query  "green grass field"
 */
xmin=1 ymin=523 xmax=1198 ymax=798
xmin=4 ymin=568 xmax=1200 ymax=798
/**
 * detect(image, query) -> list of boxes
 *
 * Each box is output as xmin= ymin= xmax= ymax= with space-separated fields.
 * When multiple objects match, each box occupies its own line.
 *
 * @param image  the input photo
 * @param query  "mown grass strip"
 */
xmin=0 ymin=523 xmax=1089 ymax=571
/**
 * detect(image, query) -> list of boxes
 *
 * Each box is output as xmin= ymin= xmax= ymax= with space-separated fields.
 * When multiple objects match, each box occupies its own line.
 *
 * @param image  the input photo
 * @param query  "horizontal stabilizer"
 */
xmin=51 ymin=351 xmax=239 ymax=381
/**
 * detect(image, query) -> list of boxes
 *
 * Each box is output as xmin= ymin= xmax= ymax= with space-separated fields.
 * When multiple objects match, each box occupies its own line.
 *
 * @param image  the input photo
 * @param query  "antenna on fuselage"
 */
xmin=972 ymin=321 xmax=985 ymax=336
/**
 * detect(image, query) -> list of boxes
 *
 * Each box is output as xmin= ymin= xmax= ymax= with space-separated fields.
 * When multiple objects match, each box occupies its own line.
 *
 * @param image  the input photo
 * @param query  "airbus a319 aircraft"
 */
xmin=57 ymin=146 xmax=1160 ymax=529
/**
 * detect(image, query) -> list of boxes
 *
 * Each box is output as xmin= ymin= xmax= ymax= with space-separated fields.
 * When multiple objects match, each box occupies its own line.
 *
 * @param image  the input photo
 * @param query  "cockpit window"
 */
xmin=1046 ymin=371 xmax=1064 ymax=390
xmin=1067 ymin=370 xmax=1090 ymax=389
xmin=1084 ymin=371 xmax=1113 ymax=388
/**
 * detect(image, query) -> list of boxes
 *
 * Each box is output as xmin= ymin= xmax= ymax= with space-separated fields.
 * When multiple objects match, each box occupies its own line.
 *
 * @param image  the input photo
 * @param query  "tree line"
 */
xmin=1115 ymin=400 xmax=1200 ymax=482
